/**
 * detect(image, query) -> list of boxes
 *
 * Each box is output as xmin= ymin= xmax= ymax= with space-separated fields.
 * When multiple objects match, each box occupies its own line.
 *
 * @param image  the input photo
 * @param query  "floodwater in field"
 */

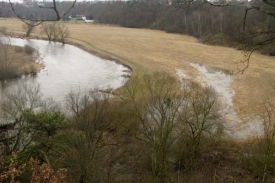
xmin=0 ymin=38 xmax=130 ymax=103
xmin=176 ymin=63 xmax=263 ymax=140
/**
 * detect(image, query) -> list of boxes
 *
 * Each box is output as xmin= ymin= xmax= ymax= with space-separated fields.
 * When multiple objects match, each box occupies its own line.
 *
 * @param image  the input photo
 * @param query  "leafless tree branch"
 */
xmin=263 ymin=0 xmax=275 ymax=8
xmin=8 ymin=0 xmax=77 ymax=27
xmin=237 ymin=37 xmax=275 ymax=74
xmin=202 ymin=0 xmax=244 ymax=7
xmin=174 ymin=0 xmax=244 ymax=9
xmin=0 ymin=27 xmax=12 ymax=38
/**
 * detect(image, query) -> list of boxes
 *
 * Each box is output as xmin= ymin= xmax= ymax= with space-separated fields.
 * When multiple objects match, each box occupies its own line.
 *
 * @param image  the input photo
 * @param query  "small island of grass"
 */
xmin=0 ymin=43 xmax=43 ymax=81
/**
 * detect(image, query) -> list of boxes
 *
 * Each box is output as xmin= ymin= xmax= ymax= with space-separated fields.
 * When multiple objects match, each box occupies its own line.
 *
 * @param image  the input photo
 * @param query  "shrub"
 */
xmin=200 ymin=34 xmax=238 ymax=47
xmin=259 ymin=43 xmax=275 ymax=56
xmin=40 ymin=22 xmax=69 ymax=44
xmin=13 ymin=46 xmax=22 ymax=53
xmin=24 ymin=45 xmax=35 ymax=55
xmin=124 ymin=73 xmax=223 ymax=180
xmin=243 ymin=97 xmax=275 ymax=181
xmin=0 ymin=43 xmax=18 ymax=80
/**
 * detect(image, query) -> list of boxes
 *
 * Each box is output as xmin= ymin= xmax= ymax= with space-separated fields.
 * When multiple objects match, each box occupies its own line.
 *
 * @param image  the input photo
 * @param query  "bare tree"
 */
xmin=56 ymin=23 xmax=70 ymax=44
xmin=244 ymin=94 xmax=275 ymax=180
xmin=125 ymin=73 xmax=223 ymax=178
xmin=219 ymin=12 xmax=224 ymax=34
xmin=261 ymin=97 xmax=275 ymax=157
xmin=66 ymin=88 xmax=89 ymax=118
xmin=125 ymin=73 xmax=186 ymax=181
xmin=64 ymin=90 xmax=118 ymax=182
xmin=40 ymin=23 xmax=55 ymax=41
xmin=22 ymin=21 xmax=36 ymax=38
xmin=0 ymin=26 xmax=12 ymax=38
xmin=0 ymin=83 xmax=43 ymax=153
xmin=40 ymin=22 xmax=70 ymax=44
xmin=8 ymin=0 xmax=77 ymax=27
xmin=176 ymin=82 xmax=223 ymax=170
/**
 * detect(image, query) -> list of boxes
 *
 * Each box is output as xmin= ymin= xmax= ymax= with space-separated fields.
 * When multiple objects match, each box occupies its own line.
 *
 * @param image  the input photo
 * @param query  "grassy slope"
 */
xmin=2 ymin=19 xmax=275 ymax=120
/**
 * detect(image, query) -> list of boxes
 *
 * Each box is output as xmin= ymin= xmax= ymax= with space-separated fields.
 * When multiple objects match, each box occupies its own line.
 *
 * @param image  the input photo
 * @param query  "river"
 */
xmin=0 ymin=38 xmax=130 ymax=103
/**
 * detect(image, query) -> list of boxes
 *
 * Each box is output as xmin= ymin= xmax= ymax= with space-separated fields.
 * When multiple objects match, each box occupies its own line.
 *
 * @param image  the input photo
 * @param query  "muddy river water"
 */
xmin=0 ymin=38 xmax=130 ymax=102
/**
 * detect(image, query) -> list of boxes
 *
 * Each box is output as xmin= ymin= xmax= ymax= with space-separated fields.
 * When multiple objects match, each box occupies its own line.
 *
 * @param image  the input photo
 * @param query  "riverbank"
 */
xmin=2 ymin=19 xmax=275 ymax=122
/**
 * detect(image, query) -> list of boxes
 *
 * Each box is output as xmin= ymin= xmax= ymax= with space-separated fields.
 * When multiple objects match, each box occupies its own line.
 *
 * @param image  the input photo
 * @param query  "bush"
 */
xmin=259 ymin=43 xmax=275 ymax=56
xmin=24 ymin=45 xmax=35 ymax=55
xmin=40 ymin=22 xmax=69 ymax=44
xmin=243 ymin=97 xmax=275 ymax=181
xmin=124 ymin=20 xmax=139 ymax=28
xmin=13 ymin=46 xmax=22 ymax=53
xmin=124 ymin=73 xmax=223 ymax=180
xmin=0 ymin=43 xmax=18 ymax=80
xmin=200 ymin=34 xmax=238 ymax=47
xmin=243 ymin=139 xmax=275 ymax=182
xmin=0 ymin=67 xmax=18 ymax=80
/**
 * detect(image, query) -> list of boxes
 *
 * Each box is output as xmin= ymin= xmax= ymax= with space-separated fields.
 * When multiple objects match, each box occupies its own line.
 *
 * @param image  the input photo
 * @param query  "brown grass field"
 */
xmin=1 ymin=18 xmax=275 ymax=122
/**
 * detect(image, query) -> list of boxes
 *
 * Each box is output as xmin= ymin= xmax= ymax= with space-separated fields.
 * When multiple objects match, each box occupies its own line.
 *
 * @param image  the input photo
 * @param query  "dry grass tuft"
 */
xmin=9 ymin=45 xmax=42 ymax=77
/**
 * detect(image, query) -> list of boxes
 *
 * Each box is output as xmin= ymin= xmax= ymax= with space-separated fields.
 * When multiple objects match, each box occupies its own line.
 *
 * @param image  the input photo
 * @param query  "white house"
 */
xmin=69 ymin=15 xmax=86 ymax=20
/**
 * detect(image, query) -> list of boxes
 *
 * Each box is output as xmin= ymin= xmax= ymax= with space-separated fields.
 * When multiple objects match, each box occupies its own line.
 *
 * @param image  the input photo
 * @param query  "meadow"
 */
xmin=2 ymin=18 xmax=275 ymax=122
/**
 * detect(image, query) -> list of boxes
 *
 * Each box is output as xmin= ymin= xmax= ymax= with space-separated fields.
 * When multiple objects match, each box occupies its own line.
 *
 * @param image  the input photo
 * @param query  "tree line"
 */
xmin=90 ymin=0 xmax=275 ymax=55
